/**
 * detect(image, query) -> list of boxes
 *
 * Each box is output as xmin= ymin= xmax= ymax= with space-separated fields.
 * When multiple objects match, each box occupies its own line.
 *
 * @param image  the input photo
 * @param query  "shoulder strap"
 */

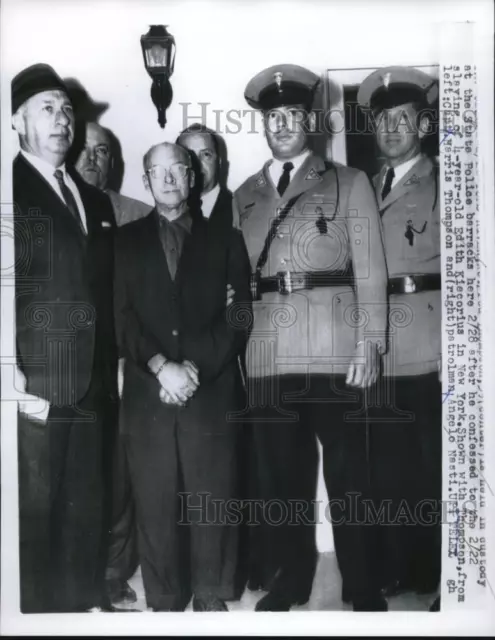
xmin=254 ymin=191 xmax=306 ymax=275
xmin=254 ymin=161 xmax=339 ymax=275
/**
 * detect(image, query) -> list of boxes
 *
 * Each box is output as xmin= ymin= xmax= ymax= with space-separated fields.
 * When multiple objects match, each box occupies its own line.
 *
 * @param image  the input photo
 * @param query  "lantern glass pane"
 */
xmin=145 ymin=43 xmax=169 ymax=68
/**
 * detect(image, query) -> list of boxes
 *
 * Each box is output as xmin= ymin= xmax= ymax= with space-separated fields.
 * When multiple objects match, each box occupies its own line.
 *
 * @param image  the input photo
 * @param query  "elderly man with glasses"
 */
xmin=114 ymin=142 xmax=252 ymax=612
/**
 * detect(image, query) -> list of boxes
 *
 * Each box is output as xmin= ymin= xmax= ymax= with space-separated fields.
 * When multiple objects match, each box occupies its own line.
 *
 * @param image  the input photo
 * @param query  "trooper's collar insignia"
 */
xmin=255 ymin=173 xmax=266 ymax=188
xmin=305 ymin=167 xmax=321 ymax=181
xmin=403 ymin=174 xmax=420 ymax=186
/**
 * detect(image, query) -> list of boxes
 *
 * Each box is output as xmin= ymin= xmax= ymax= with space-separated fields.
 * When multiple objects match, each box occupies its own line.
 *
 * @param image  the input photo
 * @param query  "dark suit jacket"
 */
xmin=114 ymin=198 xmax=252 ymax=436
xmin=14 ymin=153 xmax=117 ymax=406
xmin=206 ymin=187 xmax=234 ymax=229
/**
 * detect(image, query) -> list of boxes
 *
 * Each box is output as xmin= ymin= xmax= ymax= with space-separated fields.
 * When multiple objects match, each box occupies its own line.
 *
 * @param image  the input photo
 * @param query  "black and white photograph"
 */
xmin=0 ymin=0 xmax=494 ymax=636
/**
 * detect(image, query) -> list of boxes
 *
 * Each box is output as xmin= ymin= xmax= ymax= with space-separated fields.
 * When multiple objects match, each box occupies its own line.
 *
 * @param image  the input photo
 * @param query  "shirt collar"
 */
xmin=20 ymin=149 xmax=67 ymax=182
xmin=156 ymin=208 xmax=192 ymax=232
xmin=201 ymin=183 xmax=221 ymax=219
xmin=387 ymin=153 xmax=422 ymax=183
xmin=270 ymin=148 xmax=311 ymax=174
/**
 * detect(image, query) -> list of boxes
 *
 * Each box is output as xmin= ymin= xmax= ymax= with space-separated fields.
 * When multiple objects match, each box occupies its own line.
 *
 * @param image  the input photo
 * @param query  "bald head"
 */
xmin=142 ymin=142 xmax=194 ymax=213
xmin=75 ymin=121 xmax=112 ymax=189
xmin=143 ymin=142 xmax=190 ymax=173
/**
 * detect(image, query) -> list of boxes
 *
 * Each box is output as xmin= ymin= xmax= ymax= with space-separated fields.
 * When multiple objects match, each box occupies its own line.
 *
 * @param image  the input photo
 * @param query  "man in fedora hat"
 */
xmin=234 ymin=64 xmax=389 ymax=611
xmin=12 ymin=63 xmax=117 ymax=612
xmin=357 ymin=66 xmax=441 ymax=604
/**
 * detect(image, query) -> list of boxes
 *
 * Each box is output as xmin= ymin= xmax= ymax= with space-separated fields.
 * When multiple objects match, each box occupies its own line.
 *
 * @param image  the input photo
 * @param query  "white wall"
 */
xmin=2 ymin=0 xmax=483 ymax=553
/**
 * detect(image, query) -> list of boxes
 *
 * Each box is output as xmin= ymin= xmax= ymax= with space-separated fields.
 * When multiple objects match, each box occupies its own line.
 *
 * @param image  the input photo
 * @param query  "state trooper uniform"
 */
xmin=358 ymin=67 xmax=442 ymax=597
xmin=234 ymin=64 xmax=388 ymax=611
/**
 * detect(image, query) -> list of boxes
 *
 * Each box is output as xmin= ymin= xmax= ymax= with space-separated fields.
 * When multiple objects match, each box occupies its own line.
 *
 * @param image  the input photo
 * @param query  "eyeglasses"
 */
xmin=146 ymin=163 xmax=190 ymax=181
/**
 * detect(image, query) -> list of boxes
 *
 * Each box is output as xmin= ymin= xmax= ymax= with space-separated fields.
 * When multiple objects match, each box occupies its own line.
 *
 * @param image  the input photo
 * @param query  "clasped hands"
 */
xmin=157 ymin=360 xmax=199 ymax=406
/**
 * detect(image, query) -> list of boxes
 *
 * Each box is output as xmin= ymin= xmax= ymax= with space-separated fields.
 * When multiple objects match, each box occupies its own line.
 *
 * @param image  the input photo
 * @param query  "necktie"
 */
xmin=381 ymin=167 xmax=395 ymax=201
xmin=276 ymin=161 xmax=294 ymax=197
xmin=53 ymin=170 xmax=84 ymax=233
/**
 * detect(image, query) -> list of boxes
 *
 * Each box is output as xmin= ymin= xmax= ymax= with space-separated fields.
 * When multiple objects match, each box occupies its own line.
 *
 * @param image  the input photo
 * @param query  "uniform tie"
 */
xmin=53 ymin=169 xmax=84 ymax=232
xmin=276 ymin=161 xmax=294 ymax=197
xmin=381 ymin=166 xmax=395 ymax=201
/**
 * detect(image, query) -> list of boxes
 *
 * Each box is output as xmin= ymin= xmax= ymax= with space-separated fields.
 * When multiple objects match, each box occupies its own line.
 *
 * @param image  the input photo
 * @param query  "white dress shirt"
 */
xmin=383 ymin=153 xmax=422 ymax=191
xmin=268 ymin=148 xmax=311 ymax=188
xmin=201 ymin=183 xmax=220 ymax=220
xmin=20 ymin=150 xmax=88 ymax=234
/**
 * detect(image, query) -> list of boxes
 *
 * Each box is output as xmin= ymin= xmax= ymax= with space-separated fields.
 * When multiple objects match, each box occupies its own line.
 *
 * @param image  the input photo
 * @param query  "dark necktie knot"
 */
xmin=381 ymin=166 xmax=395 ymax=201
xmin=277 ymin=161 xmax=294 ymax=197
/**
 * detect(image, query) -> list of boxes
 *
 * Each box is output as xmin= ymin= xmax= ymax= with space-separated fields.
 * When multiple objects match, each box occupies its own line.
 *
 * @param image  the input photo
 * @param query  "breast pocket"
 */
xmin=400 ymin=185 xmax=440 ymax=262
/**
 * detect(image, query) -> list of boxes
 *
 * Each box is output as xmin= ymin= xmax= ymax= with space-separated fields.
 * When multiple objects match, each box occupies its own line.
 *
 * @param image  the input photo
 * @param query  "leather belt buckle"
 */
xmin=250 ymin=273 xmax=261 ymax=301
xmin=277 ymin=271 xmax=309 ymax=294
xmin=404 ymin=275 xmax=417 ymax=294
xmin=277 ymin=271 xmax=293 ymax=295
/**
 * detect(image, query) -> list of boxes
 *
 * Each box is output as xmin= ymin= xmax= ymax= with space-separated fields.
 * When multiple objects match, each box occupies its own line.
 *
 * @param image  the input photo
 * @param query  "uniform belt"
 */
xmin=251 ymin=268 xmax=354 ymax=300
xmin=388 ymin=274 xmax=441 ymax=295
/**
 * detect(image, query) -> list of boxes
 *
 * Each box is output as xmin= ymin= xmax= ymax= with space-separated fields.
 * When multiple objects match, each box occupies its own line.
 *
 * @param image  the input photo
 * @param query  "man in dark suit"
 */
xmin=176 ymin=124 xmax=250 ymax=600
xmin=12 ymin=63 xmax=117 ymax=612
xmin=115 ymin=142 xmax=251 ymax=611
xmin=74 ymin=120 xmax=145 ymax=608
xmin=176 ymin=123 xmax=232 ymax=226
xmin=75 ymin=121 xmax=151 ymax=226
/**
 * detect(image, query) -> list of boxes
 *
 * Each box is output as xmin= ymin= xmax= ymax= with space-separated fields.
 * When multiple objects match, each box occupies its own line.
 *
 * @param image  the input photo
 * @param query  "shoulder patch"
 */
xmin=404 ymin=174 xmax=420 ymax=186
xmin=305 ymin=167 xmax=322 ymax=181
xmin=255 ymin=173 xmax=266 ymax=188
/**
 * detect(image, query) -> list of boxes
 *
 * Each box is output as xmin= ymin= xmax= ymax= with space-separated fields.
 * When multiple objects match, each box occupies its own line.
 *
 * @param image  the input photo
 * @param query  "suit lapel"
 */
xmin=208 ymin=188 xmax=233 ymax=230
xmin=15 ymin=154 xmax=87 ymax=245
xmin=68 ymin=167 xmax=97 ymax=239
xmin=374 ymin=165 xmax=387 ymax=210
xmin=15 ymin=153 xmax=66 ymax=208
xmin=380 ymin=155 xmax=434 ymax=211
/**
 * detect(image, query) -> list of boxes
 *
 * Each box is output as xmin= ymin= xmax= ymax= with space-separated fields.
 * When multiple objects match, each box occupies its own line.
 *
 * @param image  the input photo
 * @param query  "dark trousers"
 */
xmin=367 ymin=372 xmax=442 ymax=591
xmin=104 ymin=405 xmax=139 ymax=584
xmin=247 ymin=374 xmax=376 ymax=602
xmin=18 ymin=384 xmax=111 ymax=613
xmin=125 ymin=419 xmax=238 ymax=610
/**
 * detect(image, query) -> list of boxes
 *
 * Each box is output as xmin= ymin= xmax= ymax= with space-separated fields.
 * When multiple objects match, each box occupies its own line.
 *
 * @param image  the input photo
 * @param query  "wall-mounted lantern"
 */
xmin=140 ymin=25 xmax=176 ymax=128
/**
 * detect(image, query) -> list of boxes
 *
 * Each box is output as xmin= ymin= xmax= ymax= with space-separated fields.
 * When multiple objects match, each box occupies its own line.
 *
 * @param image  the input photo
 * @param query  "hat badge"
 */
xmin=273 ymin=71 xmax=283 ymax=94
xmin=381 ymin=72 xmax=392 ymax=90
